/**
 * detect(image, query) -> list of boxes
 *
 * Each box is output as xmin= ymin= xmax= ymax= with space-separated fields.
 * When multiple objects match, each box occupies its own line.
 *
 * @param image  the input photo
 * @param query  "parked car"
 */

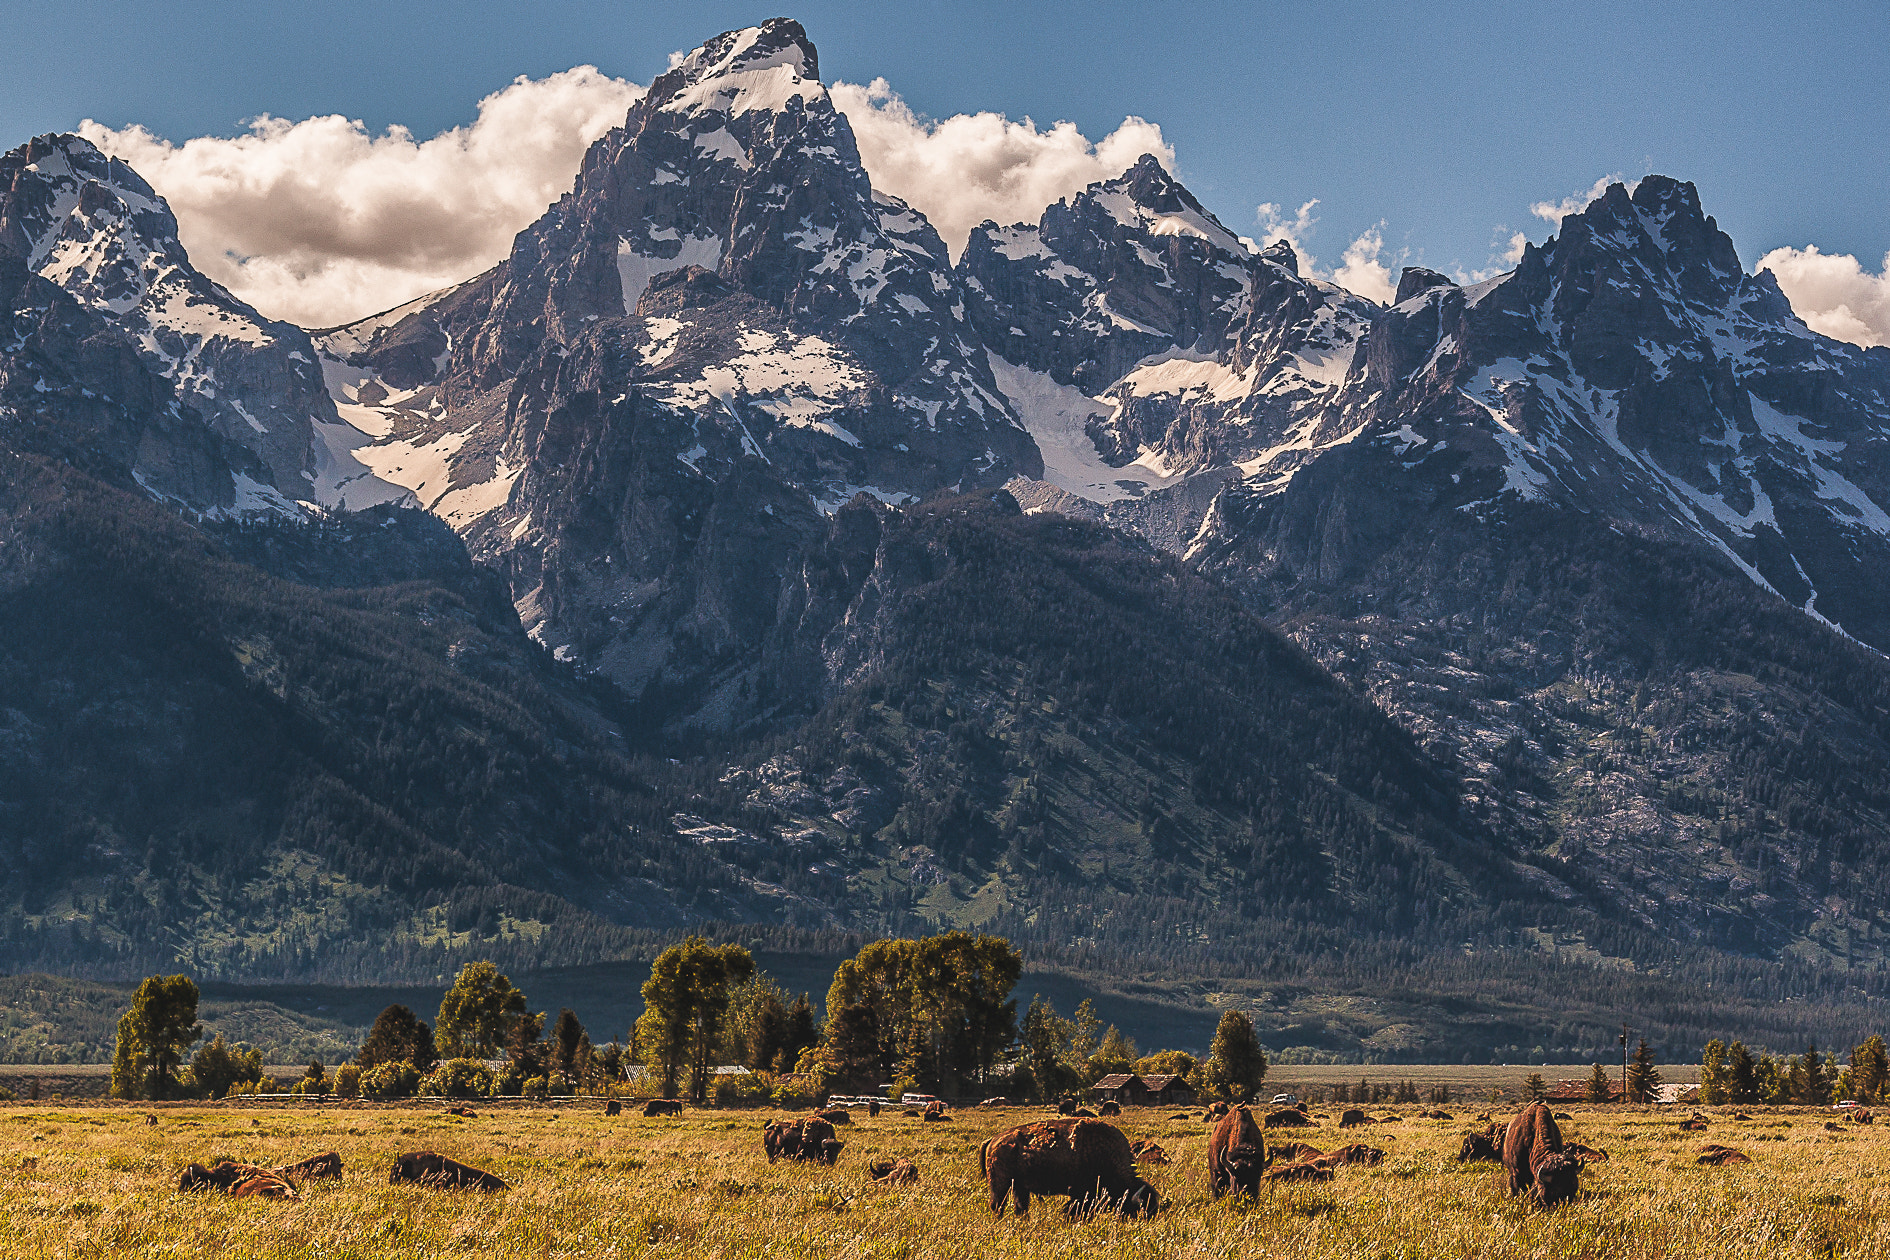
xmin=901 ymin=1093 xmax=941 ymax=1105
xmin=1270 ymin=1093 xmax=1299 ymax=1106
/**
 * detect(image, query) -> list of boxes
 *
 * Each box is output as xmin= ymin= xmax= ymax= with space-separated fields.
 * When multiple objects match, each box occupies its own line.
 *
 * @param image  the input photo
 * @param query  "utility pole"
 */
xmin=1620 ymin=1023 xmax=1630 ymax=1104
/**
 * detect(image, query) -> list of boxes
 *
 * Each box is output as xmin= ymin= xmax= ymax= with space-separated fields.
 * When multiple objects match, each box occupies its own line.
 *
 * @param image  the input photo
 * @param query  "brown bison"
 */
xmin=981 ymin=1118 xmax=1157 ymax=1218
xmin=388 ymin=1151 xmax=509 ymax=1191
xmin=1825 ymin=1121 xmax=1846 ymax=1132
xmin=818 ymin=1108 xmax=852 ymax=1125
xmin=1204 ymin=1101 xmax=1230 ymax=1121
xmin=1130 ymin=1138 xmax=1169 ymax=1165
xmin=230 ymin=1174 xmax=299 ymax=1200
xmin=868 ymin=1158 xmax=919 ymax=1185
xmin=179 ymin=1161 xmax=275 ymax=1194
xmin=1854 ymin=1109 xmax=1875 ymax=1124
xmin=764 ymin=1116 xmax=844 ymax=1165
xmin=446 ymin=1105 xmax=478 ymax=1118
xmin=643 ymin=1098 xmax=683 ymax=1117
xmin=1338 ymin=1108 xmax=1369 ymax=1128
xmin=605 ymin=1098 xmax=622 ymax=1117
xmin=868 ymin=1099 xmax=880 ymax=1117
xmin=1323 ymin=1143 xmax=1386 ymax=1167
xmin=1457 ymin=1127 xmax=1502 ymax=1163
xmin=1565 ymin=1142 xmax=1609 ymax=1164
xmin=1264 ymin=1162 xmax=1334 ymax=1184
xmin=1503 ymin=1102 xmax=1582 ymax=1208
xmin=1697 ymin=1145 xmax=1751 ymax=1166
xmin=1098 ymin=1100 xmax=1122 ymax=1116
xmin=1280 ymin=1141 xmax=1325 ymax=1162
xmin=923 ymin=1101 xmax=951 ymax=1122
xmin=1263 ymin=1108 xmax=1312 ymax=1128
xmin=1679 ymin=1117 xmax=1709 ymax=1132
xmin=275 ymin=1152 xmax=342 ymax=1181
xmin=1208 ymin=1105 xmax=1271 ymax=1200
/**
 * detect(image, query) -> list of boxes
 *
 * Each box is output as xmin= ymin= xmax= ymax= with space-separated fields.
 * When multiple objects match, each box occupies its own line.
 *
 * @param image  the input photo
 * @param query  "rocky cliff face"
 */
xmin=313 ymin=20 xmax=1043 ymax=724
xmin=0 ymin=135 xmax=337 ymax=503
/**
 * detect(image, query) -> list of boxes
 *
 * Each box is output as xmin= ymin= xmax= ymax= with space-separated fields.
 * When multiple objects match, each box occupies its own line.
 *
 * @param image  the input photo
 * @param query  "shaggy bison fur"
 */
xmin=605 ymin=1099 xmax=622 ymax=1117
xmin=1503 ymin=1102 xmax=1582 ymax=1208
xmin=1130 ymin=1138 xmax=1169 ymax=1165
xmin=388 ymin=1151 xmax=509 ymax=1191
xmin=1263 ymin=1108 xmax=1312 ymax=1128
xmin=1697 ymin=1145 xmax=1751 ymax=1166
xmin=179 ymin=1162 xmax=278 ymax=1194
xmin=230 ymin=1174 xmax=299 ymax=1200
xmin=1208 ymin=1105 xmax=1271 ymax=1200
xmin=869 ymin=1158 xmax=919 ymax=1185
xmin=981 ymin=1118 xmax=1157 ymax=1218
xmin=1458 ymin=1129 xmax=1502 ymax=1163
xmin=818 ymin=1108 xmax=851 ymax=1125
xmin=764 ymin=1116 xmax=844 ymax=1165
xmin=276 ymin=1152 xmax=342 ymax=1181
xmin=1098 ymin=1101 xmax=1121 ymax=1116
xmin=923 ymin=1101 xmax=951 ymax=1122
xmin=1323 ymin=1143 xmax=1386 ymax=1167
xmin=1264 ymin=1162 xmax=1334 ymax=1184
xmin=643 ymin=1098 xmax=683 ymax=1117
xmin=1338 ymin=1108 xmax=1369 ymax=1128
xmin=1565 ymin=1142 xmax=1609 ymax=1164
xmin=1204 ymin=1102 xmax=1230 ymax=1120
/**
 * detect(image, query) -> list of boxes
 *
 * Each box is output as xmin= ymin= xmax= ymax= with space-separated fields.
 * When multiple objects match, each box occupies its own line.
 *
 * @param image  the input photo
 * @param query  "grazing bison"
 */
xmin=1264 ymin=1162 xmax=1334 ymax=1184
xmin=1098 ymin=1100 xmax=1122 ymax=1116
xmin=1263 ymin=1108 xmax=1312 ymax=1128
xmin=388 ymin=1151 xmax=509 ymax=1191
xmin=1057 ymin=1098 xmax=1081 ymax=1116
xmin=145 ymin=1115 xmax=158 ymax=1127
xmin=1854 ymin=1109 xmax=1875 ymax=1124
xmin=1457 ymin=1126 xmax=1502 ymax=1163
xmin=764 ymin=1116 xmax=844 ymax=1165
xmin=1679 ymin=1116 xmax=1709 ymax=1132
xmin=1204 ymin=1102 xmax=1230 ymax=1121
xmin=869 ymin=1158 xmax=919 ymax=1185
xmin=923 ymin=1101 xmax=951 ymax=1122
xmin=1503 ymin=1102 xmax=1582 ymax=1208
xmin=1565 ymin=1142 xmax=1609 ymax=1164
xmin=1064 ymin=1181 xmax=1160 ymax=1219
xmin=982 ymin=1118 xmax=1156 ymax=1218
xmin=1208 ymin=1105 xmax=1271 ymax=1200
xmin=819 ymin=1108 xmax=852 ymax=1125
xmin=643 ymin=1098 xmax=683 ymax=1117
xmin=1697 ymin=1145 xmax=1751 ymax=1166
xmin=276 ymin=1152 xmax=342 ymax=1181
xmin=605 ymin=1098 xmax=622 ymax=1117
xmin=1338 ymin=1108 xmax=1368 ymax=1128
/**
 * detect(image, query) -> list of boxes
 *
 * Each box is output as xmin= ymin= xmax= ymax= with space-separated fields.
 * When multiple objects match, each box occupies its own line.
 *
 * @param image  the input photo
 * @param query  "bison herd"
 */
xmin=155 ymin=1091 xmax=1745 ymax=1223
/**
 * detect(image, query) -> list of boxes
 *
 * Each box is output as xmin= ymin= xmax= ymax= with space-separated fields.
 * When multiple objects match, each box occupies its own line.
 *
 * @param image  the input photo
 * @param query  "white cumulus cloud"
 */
xmin=1530 ymin=174 xmax=1631 ymax=225
xmin=79 ymin=67 xmax=645 ymax=328
xmin=1330 ymin=225 xmax=1401 ymax=305
xmin=1759 ymin=245 xmax=1890 ymax=349
xmin=831 ymin=78 xmax=1173 ymax=255
xmin=1255 ymin=199 xmax=1319 ymax=256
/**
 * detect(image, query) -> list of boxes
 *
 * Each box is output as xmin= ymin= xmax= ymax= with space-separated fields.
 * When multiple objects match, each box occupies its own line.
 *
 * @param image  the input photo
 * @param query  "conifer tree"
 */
xmin=1200 ymin=1010 xmax=1267 ymax=1102
xmin=1626 ymin=1038 xmax=1661 ymax=1103
xmin=1726 ymin=1041 xmax=1760 ymax=1103
xmin=1585 ymin=1062 xmax=1612 ymax=1104
xmin=1524 ymin=1072 xmax=1548 ymax=1102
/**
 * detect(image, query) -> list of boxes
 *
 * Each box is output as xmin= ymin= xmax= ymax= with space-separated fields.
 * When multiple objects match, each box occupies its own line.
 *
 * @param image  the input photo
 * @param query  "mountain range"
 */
xmin=4 ymin=17 xmax=1890 ymax=1060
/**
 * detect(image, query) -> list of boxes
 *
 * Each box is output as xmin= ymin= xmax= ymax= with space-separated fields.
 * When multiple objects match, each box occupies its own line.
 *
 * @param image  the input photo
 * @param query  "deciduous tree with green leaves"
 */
xmin=1700 ymin=1039 xmax=1728 ymax=1105
xmin=110 ymin=975 xmax=202 ymax=1101
xmin=436 ymin=962 xmax=528 ymax=1059
xmin=1200 ymin=1010 xmax=1267 ymax=1102
xmin=356 ymin=1004 xmax=438 ymax=1071
xmin=635 ymin=936 xmax=756 ymax=1101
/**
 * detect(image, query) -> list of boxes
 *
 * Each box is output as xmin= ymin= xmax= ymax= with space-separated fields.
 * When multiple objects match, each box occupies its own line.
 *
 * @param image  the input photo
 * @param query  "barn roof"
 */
xmin=1093 ymin=1073 xmax=1136 ymax=1090
xmin=1139 ymin=1074 xmax=1185 ymax=1091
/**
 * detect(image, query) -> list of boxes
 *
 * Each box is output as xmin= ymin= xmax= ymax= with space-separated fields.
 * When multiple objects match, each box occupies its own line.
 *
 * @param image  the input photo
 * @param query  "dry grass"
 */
xmin=0 ymin=1101 xmax=1882 ymax=1258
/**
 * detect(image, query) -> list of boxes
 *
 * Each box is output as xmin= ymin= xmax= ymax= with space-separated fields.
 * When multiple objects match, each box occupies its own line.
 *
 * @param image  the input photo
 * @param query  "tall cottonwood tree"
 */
xmin=436 ymin=962 xmax=529 ymax=1059
xmin=823 ymin=932 xmax=1021 ymax=1094
xmin=1200 ymin=1010 xmax=1267 ymax=1102
xmin=635 ymin=937 xmax=756 ymax=1101
xmin=110 ymin=975 xmax=202 ymax=1100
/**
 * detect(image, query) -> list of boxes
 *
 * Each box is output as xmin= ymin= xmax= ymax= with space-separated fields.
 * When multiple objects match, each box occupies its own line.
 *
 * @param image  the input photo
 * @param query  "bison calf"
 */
xmin=1503 ymin=1102 xmax=1581 ymax=1208
xmin=388 ymin=1151 xmax=509 ymax=1191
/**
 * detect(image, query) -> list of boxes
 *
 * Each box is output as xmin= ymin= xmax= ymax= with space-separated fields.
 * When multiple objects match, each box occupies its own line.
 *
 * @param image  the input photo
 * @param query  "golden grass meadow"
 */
xmin=1 ymin=1100 xmax=1885 ymax=1259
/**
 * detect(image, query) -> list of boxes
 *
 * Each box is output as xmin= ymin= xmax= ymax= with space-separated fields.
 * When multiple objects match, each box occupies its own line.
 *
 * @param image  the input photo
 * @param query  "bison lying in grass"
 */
xmin=982 ymin=1118 xmax=1158 ymax=1219
xmin=1458 ymin=1127 xmax=1502 ymax=1163
xmin=868 ymin=1158 xmax=919 ymax=1185
xmin=1504 ymin=1103 xmax=1582 ymax=1208
xmin=1697 ymin=1145 xmax=1751 ymax=1166
xmin=764 ymin=1116 xmax=844 ymax=1165
xmin=388 ymin=1151 xmax=509 ymax=1191
xmin=179 ymin=1162 xmax=296 ymax=1200
xmin=276 ymin=1152 xmax=342 ymax=1181
xmin=1207 ymin=1105 xmax=1270 ymax=1200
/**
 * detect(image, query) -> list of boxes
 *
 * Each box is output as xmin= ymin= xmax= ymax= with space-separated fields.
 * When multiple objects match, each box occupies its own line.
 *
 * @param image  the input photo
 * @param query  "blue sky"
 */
xmin=5 ymin=0 xmax=1884 ymax=310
